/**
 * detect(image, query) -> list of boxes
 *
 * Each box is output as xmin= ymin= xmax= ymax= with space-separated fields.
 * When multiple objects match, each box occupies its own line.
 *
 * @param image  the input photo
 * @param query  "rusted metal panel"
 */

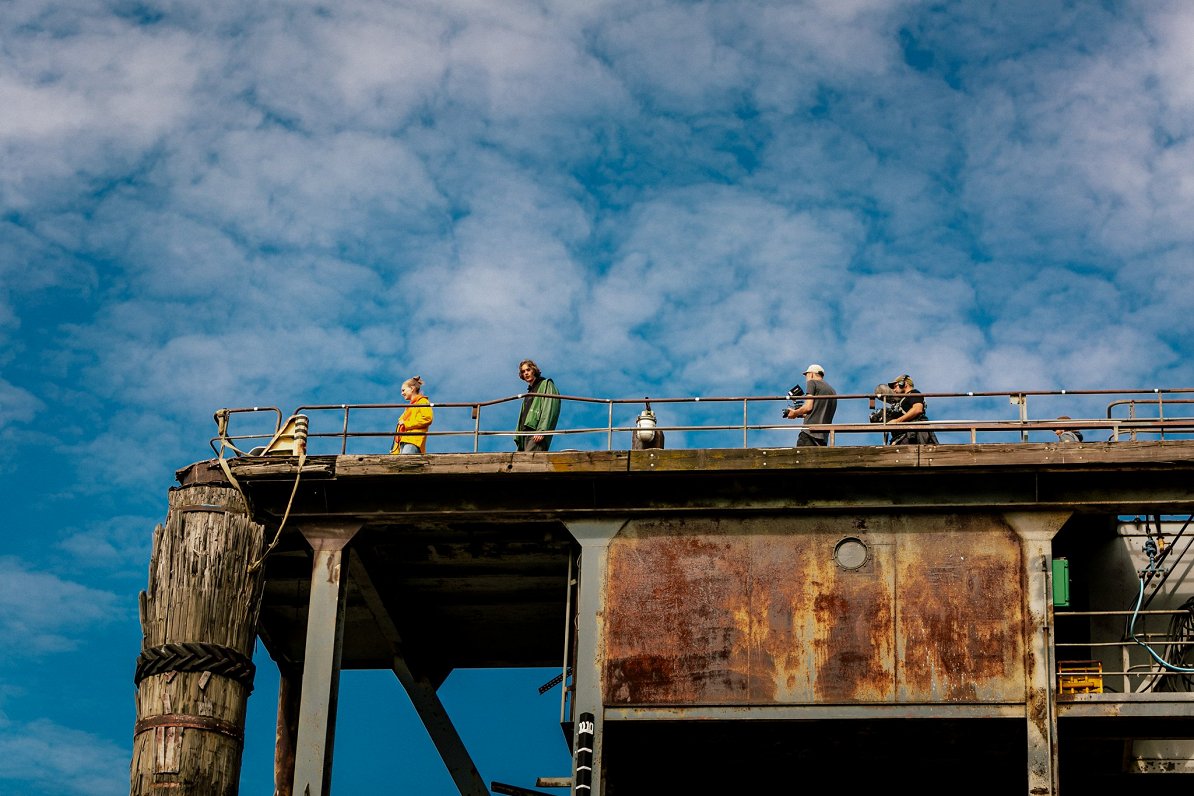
xmin=748 ymin=519 xmax=895 ymax=704
xmin=603 ymin=521 xmax=752 ymax=704
xmin=893 ymin=515 xmax=1025 ymax=703
xmin=604 ymin=514 xmax=1026 ymax=706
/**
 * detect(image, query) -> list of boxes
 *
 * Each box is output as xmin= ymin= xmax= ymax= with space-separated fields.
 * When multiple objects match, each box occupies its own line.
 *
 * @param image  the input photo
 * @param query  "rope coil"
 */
xmin=134 ymin=642 xmax=256 ymax=692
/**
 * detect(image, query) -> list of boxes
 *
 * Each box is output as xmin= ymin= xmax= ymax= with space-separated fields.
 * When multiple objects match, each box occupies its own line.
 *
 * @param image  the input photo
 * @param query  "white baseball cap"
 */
xmin=803 ymin=364 xmax=824 ymax=375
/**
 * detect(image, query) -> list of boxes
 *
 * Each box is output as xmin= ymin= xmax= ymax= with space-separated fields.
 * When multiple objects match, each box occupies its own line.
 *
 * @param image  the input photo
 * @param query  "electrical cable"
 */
xmin=1155 ymin=596 xmax=1194 ymax=691
xmin=1141 ymin=513 xmax=1193 ymax=611
xmin=1127 ymin=541 xmax=1194 ymax=679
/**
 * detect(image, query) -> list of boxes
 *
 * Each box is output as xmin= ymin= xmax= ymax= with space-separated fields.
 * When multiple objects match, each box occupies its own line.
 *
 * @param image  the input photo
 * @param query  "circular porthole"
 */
xmin=833 ymin=537 xmax=870 ymax=570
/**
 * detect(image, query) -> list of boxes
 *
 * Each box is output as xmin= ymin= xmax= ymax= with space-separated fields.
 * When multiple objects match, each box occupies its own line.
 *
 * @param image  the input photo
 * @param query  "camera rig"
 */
xmin=782 ymin=384 xmax=805 ymax=418
xmin=869 ymin=383 xmax=902 ymax=424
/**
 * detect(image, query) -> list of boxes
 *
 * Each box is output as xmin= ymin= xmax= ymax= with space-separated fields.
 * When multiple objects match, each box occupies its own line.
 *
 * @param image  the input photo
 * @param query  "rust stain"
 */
xmin=808 ymin=568 xmax=895 ymax=703
xmin=604 ymin=519 xmax=751 ymax=704
xmin=604 ymin=514 xmax=1026 ymax=707
xmin=323 ymin=555 xmax=341 ymax=585
xmin=751 ymin=530 xmax=896 ymax=703
xmin=895 ymin=517 xmax=1025 ymax=703
xmin=1026 ymin=687 xmax=1049 ymax=725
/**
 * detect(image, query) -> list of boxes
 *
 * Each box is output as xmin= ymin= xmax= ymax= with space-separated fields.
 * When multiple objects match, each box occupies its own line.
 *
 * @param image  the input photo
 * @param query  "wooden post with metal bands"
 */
xmin=130 ymin=478 xmax=265 ymax=796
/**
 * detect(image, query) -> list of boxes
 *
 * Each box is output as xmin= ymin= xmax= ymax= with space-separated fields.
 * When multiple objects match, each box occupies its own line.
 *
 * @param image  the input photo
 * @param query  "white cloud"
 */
xmin=446 ymin=5 xmax=630 ymax=125
xmin=0 ymin=10 xmax=210 ymax=212
xmin=1147 ymin=3 xmax=1194 ymax=123
xmin=838 ymin=270 xmax=983 ymax=389
xmin=322 ymin=6 xmax=452 ymax=121
xmin=0 ymin=718 xmax=128 ymax=796
xmin=0 ymin=558 xmax=120 ymax=655
xmin=0 ymin=379 xmax=43 ymax=432
xmin=595 ymin=5 xmax=753 ymax=111
xmin=572 ymin=187 xmax=864 ymax=392
xmin=166 ymin=129 xmax=447 ymax=252
xmin=955 ymin=5 xmax=1194 ymax=264
xmin=57 ymin=514 xmax=156 ymax=572
xmin=71 ymin=321 xmax=385 ymax=420
xmin=0 ymin=25 xmax=200 ymax=142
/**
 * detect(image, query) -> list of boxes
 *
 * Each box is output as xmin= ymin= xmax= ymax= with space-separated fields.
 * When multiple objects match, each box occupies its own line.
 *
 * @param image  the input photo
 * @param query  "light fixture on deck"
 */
xmin=634 ymin=399 xmax=665 ymax=449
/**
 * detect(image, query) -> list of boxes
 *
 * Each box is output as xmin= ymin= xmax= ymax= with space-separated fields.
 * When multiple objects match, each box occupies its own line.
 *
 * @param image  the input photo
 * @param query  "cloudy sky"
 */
xmin=4 ymin=0 xmax=1194 ymax=792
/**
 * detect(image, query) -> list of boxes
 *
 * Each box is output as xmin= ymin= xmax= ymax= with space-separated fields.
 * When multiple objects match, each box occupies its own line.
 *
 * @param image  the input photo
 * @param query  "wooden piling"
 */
xmin=131 ymin=469 xmax=266 ymax=795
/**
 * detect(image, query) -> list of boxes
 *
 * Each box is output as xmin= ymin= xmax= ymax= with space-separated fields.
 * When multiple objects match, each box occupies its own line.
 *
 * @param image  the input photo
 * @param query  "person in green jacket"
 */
xmin=515 ymin=359 xmax=560 ymax=451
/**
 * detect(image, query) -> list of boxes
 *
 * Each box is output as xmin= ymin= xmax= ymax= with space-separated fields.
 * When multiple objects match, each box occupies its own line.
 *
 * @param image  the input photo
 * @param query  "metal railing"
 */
xmin=1055 ymin=608 xmax=1194 ymax=694
xmin=209 ymin=386 xmax=1194 ymax=457
xmin=1107 ymin=397 xmax=1194 ymax=442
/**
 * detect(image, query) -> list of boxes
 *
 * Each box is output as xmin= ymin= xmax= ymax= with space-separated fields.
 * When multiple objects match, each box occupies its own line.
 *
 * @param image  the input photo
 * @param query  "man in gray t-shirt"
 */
xmin=782 ymin=363 xmax=838 ymax=446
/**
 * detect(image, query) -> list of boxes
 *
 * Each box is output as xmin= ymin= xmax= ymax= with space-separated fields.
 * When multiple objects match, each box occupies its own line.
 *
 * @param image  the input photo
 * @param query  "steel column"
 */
xmin=564 ymin=520 xmax=626 ymax=796
xmin=293 ymin=525 xmax=359 ymax=796
xmin=1005 ymin=511 xmax=1071 ymax=796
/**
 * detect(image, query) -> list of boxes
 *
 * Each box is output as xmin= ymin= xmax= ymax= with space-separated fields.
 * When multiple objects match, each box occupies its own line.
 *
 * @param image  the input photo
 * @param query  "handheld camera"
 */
xmin=782 ymin=384 xmax=804 ymax=418
xmin=868 ymin=383 xmax=901 ymax=423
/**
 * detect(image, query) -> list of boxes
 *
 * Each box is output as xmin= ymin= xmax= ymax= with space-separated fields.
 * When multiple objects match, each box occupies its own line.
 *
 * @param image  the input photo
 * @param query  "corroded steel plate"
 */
xmin=604 ymin=514 xmax=1025 ymax=705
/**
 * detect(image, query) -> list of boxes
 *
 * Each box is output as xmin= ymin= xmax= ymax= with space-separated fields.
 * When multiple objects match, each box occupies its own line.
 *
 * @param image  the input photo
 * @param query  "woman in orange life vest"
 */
xmin=391 ymin=376 xmax=433 ymax=454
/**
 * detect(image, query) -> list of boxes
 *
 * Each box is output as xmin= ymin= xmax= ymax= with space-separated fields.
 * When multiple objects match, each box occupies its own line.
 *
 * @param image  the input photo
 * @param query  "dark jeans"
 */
xmin=797 ymin=431 xmax=828 ymax=447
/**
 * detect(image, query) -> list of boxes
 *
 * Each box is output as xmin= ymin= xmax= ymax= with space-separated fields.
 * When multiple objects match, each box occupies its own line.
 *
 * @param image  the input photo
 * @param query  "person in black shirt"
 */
xmin=886 ymin=374 xmax=938 ymax=446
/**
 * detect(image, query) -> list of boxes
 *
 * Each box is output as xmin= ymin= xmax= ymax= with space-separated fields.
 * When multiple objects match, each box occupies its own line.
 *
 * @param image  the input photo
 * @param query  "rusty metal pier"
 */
xmin=137 ymin=433 xmax=1194 ymax=796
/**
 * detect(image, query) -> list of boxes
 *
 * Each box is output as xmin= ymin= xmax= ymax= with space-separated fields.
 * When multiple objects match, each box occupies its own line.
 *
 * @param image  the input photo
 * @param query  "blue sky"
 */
xmin=4 ymin=0 xmax=1194 ymax=793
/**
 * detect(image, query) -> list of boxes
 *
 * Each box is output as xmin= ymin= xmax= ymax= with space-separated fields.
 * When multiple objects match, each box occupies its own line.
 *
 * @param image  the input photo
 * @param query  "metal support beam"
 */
xmin=347 ymin=550 xmax=489 ymax=796
xmin=1005 ymin=511 xmax=1071 ymax=796
xmin=274 ymin=662 xmax=301 ymax=796
xmin=293 ymin=525 xmax=359 ymax=796
xmin=563 ymin=520 xmax=626 ymax=796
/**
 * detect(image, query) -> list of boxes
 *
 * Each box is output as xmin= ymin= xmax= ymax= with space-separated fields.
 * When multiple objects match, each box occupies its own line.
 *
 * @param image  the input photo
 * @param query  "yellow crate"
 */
xmin=1058 ymin=660 xmax=1103 ymax=694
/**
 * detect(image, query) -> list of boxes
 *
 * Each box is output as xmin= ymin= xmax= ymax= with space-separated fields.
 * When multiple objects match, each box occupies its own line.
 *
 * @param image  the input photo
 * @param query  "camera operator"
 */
xmin=782 ymin=363 xmax=838 ymax=446
xmin=884 ymin=374 xmax=938 ymax=446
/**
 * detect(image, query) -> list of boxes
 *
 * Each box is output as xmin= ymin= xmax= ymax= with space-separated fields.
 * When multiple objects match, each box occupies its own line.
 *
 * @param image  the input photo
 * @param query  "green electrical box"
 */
xmin=1052 ymin=558 xmax=1071 ymax=608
